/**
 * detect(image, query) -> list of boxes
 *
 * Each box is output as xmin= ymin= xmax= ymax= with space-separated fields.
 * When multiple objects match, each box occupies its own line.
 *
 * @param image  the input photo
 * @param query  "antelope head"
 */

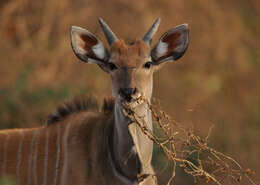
xmin=70 ymin=18 xmax=189 ymax=108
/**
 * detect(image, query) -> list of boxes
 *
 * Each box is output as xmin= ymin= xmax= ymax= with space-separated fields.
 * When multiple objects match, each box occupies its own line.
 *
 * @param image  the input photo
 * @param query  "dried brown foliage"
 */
xmin=123 ymin=97 xmax=256 ymax=185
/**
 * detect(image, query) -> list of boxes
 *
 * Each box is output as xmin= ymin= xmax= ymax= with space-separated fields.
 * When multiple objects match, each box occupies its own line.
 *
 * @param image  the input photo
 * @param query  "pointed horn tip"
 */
xmin=155 ymin=17 xmax=161 ymax=24
xmin=142 ymin=18 xmax=161 ymax=44
xmin=152 ymin=17 xmax=161 ymax=28
xmin=150 ymin=18 xmax=161 ymax=29
xmin=98 ymin=18 xmax=112 ymax=31
xmin=98 ymin=18 xmax=118 ymax=46
xmin=98 ymin=18 xmax=106 ymax=26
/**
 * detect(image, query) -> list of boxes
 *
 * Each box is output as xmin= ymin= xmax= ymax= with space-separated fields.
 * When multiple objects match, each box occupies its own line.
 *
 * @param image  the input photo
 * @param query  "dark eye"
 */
xmin=108 ymin=63 xmax=118 ymax=71
xmin=144 ymin=61 xmax=153 ymax=69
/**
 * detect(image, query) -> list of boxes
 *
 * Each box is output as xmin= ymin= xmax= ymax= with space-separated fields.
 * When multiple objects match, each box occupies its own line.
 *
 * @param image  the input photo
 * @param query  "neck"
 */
xmin=112 ymin=97 xmax=153 ymax=182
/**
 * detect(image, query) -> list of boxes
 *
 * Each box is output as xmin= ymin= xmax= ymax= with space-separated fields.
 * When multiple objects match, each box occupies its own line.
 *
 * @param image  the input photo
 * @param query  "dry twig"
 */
xmin=122 ymin=97 xmax=256 ymax=185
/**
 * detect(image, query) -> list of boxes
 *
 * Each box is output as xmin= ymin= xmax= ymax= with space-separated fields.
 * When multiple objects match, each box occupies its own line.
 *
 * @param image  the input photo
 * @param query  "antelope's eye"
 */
xmin=144 ymin=61 xmax=153 ymax=69
xmin=108 ymin=63 xmax=118 ymax=71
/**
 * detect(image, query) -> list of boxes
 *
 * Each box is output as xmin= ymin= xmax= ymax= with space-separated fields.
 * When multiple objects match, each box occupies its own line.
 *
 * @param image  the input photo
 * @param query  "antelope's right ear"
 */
xmin=70 ymin=26 xmax=109 ymax=64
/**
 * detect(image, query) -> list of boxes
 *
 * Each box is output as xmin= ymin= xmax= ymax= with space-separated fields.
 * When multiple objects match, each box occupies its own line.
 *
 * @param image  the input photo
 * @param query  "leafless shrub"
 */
xmin=122 ymin=97 xmax=256 ymax=185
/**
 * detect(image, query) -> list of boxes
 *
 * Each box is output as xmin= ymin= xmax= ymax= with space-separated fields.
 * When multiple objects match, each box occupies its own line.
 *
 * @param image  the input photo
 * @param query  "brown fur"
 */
xmin=0 ymin=96 xmax=126 ymax=185
xmin=108 ymin=40 xmax=155 ymax=99
xmin=110 ymin=39 xmax=150 ymax=68
xmin=0 ymin=126 xmax=65 ymax=185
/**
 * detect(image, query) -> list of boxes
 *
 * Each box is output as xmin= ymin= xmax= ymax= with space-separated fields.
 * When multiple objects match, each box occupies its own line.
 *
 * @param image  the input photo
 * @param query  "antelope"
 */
xmin=0 ymin=18 xmax=189 ymax=185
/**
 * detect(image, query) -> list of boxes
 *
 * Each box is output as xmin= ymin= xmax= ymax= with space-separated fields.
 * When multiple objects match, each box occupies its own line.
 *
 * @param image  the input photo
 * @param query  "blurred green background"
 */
xmin=0 ymin=0 xmax=259 ymax=184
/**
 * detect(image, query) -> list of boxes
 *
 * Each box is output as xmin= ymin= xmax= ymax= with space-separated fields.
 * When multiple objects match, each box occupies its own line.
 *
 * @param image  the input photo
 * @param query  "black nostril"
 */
xmin=126 ymin=88 xmax=136 ymax=95
xmin=119 ymin=88 xmax=136 ymax=101
xmin=125 ymin=88 xmax=133 ymax=95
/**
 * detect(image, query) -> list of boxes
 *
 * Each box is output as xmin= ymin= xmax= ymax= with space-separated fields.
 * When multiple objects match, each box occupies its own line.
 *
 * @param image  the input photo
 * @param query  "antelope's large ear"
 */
xmin=151 ymin=24 xmax=189 ymax=64
xmin=70 ymin=26 xmax=109 ymax=64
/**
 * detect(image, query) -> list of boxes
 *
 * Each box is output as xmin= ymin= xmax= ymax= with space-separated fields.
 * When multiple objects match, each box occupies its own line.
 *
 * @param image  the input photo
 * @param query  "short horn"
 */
xmin=142 ymin=18 xmax=161 ymax=45
xmin=98 ymin=18 xmax=118 ymax=46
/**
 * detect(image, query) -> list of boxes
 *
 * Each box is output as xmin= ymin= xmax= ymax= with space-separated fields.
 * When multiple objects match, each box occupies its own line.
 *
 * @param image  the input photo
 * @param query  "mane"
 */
xmin=47 ymin=96 xmax=114 ymax=125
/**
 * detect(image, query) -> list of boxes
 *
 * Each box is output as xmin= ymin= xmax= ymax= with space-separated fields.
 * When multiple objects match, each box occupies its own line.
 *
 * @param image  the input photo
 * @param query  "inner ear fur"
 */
xmin=70 ymin=26 xmax=109 ymax=64
xmin=151 ymin=24 xmax=189 ymax=64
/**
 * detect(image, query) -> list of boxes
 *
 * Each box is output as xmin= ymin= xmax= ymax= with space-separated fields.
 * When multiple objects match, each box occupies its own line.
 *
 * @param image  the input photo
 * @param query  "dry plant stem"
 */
xmin=123 ymin=97 xmax=256 ymax=185
xmin=123 ymin=107 xmax=221 ymax=185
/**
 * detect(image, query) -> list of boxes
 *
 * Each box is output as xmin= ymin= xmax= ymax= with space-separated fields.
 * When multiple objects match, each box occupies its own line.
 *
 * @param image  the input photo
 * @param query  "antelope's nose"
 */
xmin=119 ymin=88 xmax=137 ymax=102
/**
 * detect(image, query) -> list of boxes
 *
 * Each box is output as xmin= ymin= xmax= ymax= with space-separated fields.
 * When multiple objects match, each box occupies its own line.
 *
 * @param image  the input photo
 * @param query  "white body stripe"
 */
xmin=60 ymin=122 xmax=72 ymax=185
xmin=53 ymin=124 xmax=61 ymax=185
xmin=2 ymin=133 xmax=9 ymax=176
xmin=43 ymin=129 xmax=50 ymax=185
xmin=27 ymin=130 xmax=38 ymax=185
xmin=33 ymin=130 xmax=40 ymax=185
xmin=16 ymin=130 xmax=24 ymax=181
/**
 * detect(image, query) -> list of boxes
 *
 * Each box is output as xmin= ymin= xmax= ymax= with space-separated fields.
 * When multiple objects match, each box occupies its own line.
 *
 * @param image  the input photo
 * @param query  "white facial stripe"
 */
xmin=60 ymin=122 xmax=72 ymax=185
xmin=16 ymin=130 xmax=24 ymax=180
xmin=92 ymin=42 xmax=106 ymax=59
xmin=43 ymin=129 xmax=50 ymax=185
xmin=2 ymin=133 xmax=9 ymax=176
xmin=156 ymin=40 xmax=168 ymax=58
xmin=53 ymin=124 xmax=61 ymax=185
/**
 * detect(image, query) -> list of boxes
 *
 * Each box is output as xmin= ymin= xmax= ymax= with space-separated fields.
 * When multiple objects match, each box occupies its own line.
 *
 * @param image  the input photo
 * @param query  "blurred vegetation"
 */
xmin=0 ymin=0 xmax=259 ymax=184
xmin=0 ymin=177 xmax=17 ymax=185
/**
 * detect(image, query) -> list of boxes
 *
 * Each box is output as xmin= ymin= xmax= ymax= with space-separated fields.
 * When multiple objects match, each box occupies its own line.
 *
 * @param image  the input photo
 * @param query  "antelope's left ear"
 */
xmin=151 ymin=24 xmax=189 ymax=64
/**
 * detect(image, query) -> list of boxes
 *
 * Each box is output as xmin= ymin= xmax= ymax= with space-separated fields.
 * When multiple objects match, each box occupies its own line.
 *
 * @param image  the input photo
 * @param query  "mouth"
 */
xmin=120 ymin=93 xmax=145 ymax=109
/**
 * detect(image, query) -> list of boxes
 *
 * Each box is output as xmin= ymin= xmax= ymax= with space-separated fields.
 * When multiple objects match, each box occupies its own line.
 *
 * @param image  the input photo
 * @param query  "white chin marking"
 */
xmin=92 ymin=42 xmax=106 ymax=59
xmin=156 ymin=41 xmax=168 ymax=58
